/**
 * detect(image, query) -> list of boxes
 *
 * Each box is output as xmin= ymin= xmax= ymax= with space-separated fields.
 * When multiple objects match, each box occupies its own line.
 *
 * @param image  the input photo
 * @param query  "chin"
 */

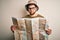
xmin=30 ymin=12 xmax=35 ymax=15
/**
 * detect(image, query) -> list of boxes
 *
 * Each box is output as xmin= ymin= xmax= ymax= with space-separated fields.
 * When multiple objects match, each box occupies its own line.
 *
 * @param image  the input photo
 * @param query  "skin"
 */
xmin=11 ymin=4 xmax=52 ymax=35
xmin=28 ymin=5 xmax=37 ymax=15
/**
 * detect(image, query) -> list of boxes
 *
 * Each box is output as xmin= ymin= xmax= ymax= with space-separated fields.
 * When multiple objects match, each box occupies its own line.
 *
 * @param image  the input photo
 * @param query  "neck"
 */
xmin=29 ymin=13 xmax=38 ymax=17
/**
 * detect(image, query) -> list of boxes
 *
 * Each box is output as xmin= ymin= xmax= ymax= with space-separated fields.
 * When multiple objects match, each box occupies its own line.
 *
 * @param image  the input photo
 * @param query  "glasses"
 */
xmin=28 ymin=7 xmax=36 ymax=9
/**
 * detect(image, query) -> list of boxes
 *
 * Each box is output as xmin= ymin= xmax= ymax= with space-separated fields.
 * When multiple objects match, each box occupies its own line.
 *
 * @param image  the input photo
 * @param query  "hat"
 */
xmin=28 ymin=0 xmax=37 ymax=4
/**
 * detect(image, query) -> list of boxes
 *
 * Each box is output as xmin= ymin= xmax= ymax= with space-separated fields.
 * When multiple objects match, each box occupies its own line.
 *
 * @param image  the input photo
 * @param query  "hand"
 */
xmin=10 ymin=25 xmax=17 ymax=33
xmin=45 ymin=29 xmax=52 ymax=35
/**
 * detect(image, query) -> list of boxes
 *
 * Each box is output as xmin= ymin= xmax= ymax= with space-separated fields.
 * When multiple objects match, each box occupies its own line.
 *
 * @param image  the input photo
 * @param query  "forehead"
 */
xmin=28 ymin=5 xmax=35 ymax=8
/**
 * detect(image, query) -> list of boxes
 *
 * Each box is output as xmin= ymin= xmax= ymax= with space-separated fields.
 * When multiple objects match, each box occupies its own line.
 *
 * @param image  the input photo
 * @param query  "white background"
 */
xmin=0 ymin=0 xmax=60 ymax=40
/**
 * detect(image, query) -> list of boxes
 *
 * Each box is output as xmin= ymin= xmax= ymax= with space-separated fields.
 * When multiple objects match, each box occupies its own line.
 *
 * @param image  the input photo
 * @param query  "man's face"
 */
xmin=28 ymin=5 xmax=37 ymax=15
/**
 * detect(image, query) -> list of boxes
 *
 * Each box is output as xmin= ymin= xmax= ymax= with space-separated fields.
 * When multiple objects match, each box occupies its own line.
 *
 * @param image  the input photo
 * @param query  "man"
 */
xmin=11 ymin=1 xmax=52 ymax=36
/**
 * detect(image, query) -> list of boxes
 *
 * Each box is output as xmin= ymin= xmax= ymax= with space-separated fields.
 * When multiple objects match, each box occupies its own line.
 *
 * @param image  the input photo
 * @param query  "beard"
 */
xmin=29 ymin=11 xmax=36 ymax=15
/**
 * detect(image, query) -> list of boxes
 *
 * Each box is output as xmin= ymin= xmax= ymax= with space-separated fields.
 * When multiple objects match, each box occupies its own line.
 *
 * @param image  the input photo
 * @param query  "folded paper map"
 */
xmin=12 ymin=17 xmax=48 ymax=40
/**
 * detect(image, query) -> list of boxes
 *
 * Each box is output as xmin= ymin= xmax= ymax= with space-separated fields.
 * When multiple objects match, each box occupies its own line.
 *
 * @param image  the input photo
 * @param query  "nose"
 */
xmin=30 ymin=9 xmax=34 ymax=12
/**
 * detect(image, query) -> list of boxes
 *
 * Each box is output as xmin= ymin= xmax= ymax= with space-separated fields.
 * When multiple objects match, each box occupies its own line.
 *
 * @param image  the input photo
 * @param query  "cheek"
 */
xmin=34 ymin=8 xmax=37 ymax=12
xmin=28 ymin=9 xmax=31 ymax=12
